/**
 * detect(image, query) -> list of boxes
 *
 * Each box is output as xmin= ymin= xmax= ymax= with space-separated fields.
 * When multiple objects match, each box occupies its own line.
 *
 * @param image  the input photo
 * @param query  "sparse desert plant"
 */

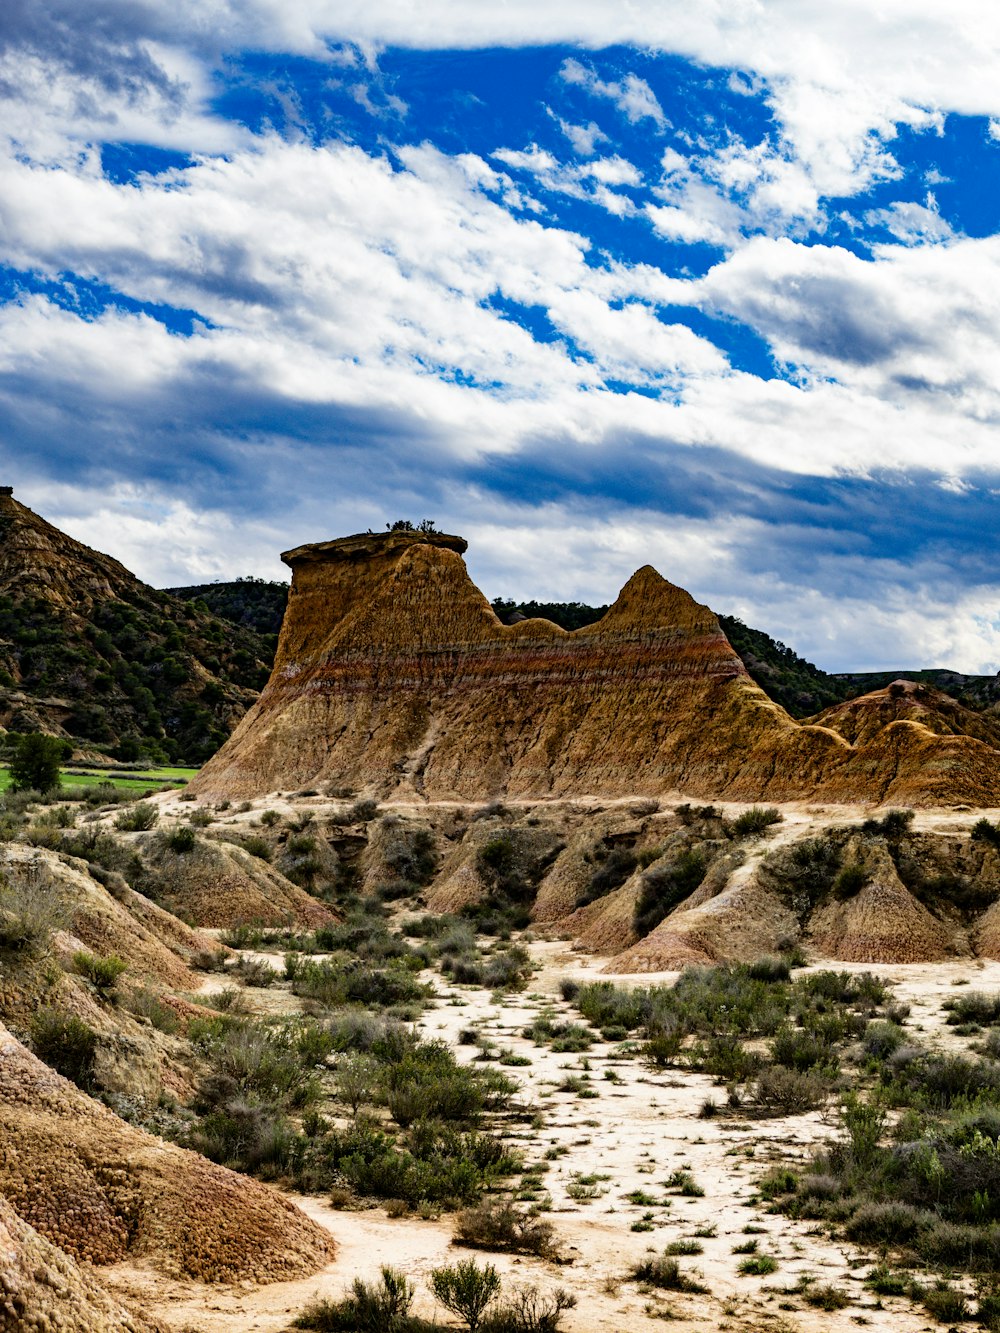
xmin=453 ymin=1200 xmax=559 ymax=1258
xmin=922 ymin=1282 xmax=968 ymax=1323
xmin=73 ymin=949 xmax=128 ymax=997
xmin=480 ymin=1285 xmax=576 ymax=1333
xmin=30 ymin=1009 xmax=98 ymax=1088
xmin=125 ymin=985 xmax=179 ymax=1033
xmin=188 ymin=807 xmax=214 ymax=826
xmin=731 ymin=806 xmax=783 ymax=837
xmin=738 ymin=1253 xmax=779 ymax=1276
xmin=234 ymin=955 xmax=280 ymax=988
xmin=628 ymin=1253 xmax=708 ymax=1294
xmin=336 ymin=1052 xmax=379 ymax=1115
xmin=293 ymin=1265 xmax=416 ymax=1331
xmin=165 ymin=824 xmax=197 ymax=853
xmin=114 ymin=801 xmax=159 ymax=831
xmin=260 ymin=809 xmax=282 ymax=827
xmin=834 ymin=863 xmax=868 ymax=898
xmin=431 ymin=1259 xmax=501 ymax=1331
xmin=752 ymin=1064 xmax=828 ymax=1114
xmin=803 ymin=1282 xmax=850 ymax=1310
xmin=0 ymin=870 xmax=65 ymax=953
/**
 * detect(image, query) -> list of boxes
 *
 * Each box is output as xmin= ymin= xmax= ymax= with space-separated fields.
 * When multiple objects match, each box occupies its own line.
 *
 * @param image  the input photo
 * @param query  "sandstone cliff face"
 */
xmin=192 ymin=531 xmax=1000 ymax=806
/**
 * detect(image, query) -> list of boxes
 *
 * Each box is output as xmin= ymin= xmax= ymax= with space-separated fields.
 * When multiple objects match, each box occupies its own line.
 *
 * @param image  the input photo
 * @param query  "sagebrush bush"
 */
xmin=73 ymin=949 xmax=128 ymax=997
xmin=0 ymin=871 xmax=65 ymax=953
xmin=753 ymin=1064 xmax=828 ymax=1114
xmin=628 ymin=1253 xmax=708 ymax=1293
xmin=731 ymin=806 xmax=783 ymax=837
xmin=114 ymin=801 xmax=159 ymax=832
xmin=30 ymin=1009 xmax=98 ymax=1089
xmin=453 ymin=1200 xmax=559 ymax=1258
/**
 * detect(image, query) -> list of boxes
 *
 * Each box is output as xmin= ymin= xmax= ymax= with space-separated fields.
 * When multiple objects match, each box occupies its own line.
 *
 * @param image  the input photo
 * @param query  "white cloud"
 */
xmin=559 ymin=59 xmax=668 ymax=130
xmin=548 ymin=112 xmax=609 ymax=157
xmin=864 ymin=197 xmax=955 ymax=245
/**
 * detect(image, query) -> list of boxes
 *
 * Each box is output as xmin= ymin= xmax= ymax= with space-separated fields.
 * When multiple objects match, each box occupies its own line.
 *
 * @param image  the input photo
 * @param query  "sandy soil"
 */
xmin=99 ymin=933 xmax=1000 ymax=1333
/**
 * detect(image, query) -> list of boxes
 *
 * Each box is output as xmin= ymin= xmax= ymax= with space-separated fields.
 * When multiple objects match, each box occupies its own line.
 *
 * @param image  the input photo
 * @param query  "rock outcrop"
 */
xmin=0 ymin=1024 xmax=334 ymax=1283
xmin=192 ymin=530 xmax=1000 ymax=807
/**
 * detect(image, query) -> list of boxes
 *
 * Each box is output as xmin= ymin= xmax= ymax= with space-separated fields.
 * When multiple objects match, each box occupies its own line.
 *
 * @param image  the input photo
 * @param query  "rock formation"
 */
xmin=192 ymin=530 xmax=1000 ymax=807
xmin=0 ymin=1024 xmax=334 ymax=1283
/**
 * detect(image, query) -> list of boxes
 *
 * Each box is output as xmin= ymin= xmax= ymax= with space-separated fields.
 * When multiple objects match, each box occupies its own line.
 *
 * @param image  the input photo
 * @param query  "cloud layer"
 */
xmin=2 ymin=4 xmax=1000 ymax=672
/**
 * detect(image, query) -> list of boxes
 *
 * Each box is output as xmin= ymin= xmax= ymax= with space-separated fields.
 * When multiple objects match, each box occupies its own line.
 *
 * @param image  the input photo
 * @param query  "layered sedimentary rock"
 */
xmin=192 ymin=531 xmax=1000 ymax=807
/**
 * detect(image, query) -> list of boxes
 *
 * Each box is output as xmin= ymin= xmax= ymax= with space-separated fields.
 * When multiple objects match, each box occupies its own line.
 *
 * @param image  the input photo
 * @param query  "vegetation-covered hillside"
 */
xmin=0 ymin=496 xmax=272 ymax=765
xmin=168 ymin=577 xmax=289 ymax=641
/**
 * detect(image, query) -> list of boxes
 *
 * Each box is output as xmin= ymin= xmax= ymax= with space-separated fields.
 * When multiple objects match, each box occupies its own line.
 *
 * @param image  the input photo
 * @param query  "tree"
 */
xmin=8 ymin=733 xmax=72 ymax=792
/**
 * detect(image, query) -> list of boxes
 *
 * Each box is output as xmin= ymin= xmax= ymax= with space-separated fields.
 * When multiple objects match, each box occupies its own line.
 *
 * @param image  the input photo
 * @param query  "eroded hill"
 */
xmin=191 ymin=528 xmax=1000 ymax=807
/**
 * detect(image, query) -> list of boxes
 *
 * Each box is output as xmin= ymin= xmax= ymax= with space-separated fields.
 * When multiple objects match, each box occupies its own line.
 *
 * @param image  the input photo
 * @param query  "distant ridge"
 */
xmin=0 ymin=493 xmax=271 ymax=763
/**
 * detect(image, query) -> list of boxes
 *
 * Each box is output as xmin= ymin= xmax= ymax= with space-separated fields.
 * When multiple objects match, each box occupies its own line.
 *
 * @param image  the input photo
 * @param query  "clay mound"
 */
xmin=0 ymin=846 xmax=199 ymax=992
xmin=359 ymin=813 xmax=436 ymax=896
xmin=811 ymin=679 xmax=1000 ymax=750
xmin=973 ymin=898 xmax=1000 ymax=959
xmin=0 ymin=1024 xmax=334 ymax=1282
xmin=532 ymin=816 xmax=652 ymax=924
xmin=424 ymin=819 xmax=563 ymax=915
xmin=609 ymin=865 xmax=799 ymax=973
xmin=0 ymin=1194 xmax=162 ymax=1333
xmin=190 ymin=529 xmax=1000 ymax=808
xmin=140 ymin=834 xmax=335 ymax=928
xmin=567 ymin=877 xmax=643 ymax=955
xmin=808 ymin=847 xmax=960 ymax=962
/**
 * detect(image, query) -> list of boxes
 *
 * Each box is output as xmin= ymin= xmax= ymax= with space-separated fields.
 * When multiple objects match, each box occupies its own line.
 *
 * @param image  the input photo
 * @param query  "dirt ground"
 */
xmin=103 ymin=933 xmax=1000 ymax=1333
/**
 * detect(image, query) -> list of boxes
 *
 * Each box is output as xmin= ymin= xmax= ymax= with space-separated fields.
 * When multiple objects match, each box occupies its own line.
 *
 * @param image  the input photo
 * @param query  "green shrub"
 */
xmin=803 ymin=1283 xmax=850 ymax=1310
xmin=923 ymin=1282 xmax=968 ymax=1323
xmin=731 ymin=806 xmax=783 ymax=837
xmin=834 ymin=863 xmax=868 ymax=897
xmin=114 ymin=801 xmax=159 ymax=831
xmin=576 ymin=846 xmax=639 ymax=907
xmin=73 ymin=949 xmax=128 ymax=997
xmin=748 ymin=955 xmax=791 ymax=983
xmin=239 ymin=835 xmax=272 ymax=861
xmin=431 ymin=1259 xmax=501 ymax=1331
xmin=30 ymin=1009 xmax=98 ymax=1088
xmin=165 ymin=824 xmax=197 ymax=853
xmin=260 ymin=809 xmax=282 ymax=828
xmin=861 ymin=809 xmax=914 ymax=840
xmin=293 ymin=1266 xmax=416 ymax=1331
xmin=633 ymin=849 xmax=706 ymax=937
xmin=125 ymin=986 xmax=179 ymax=1033
xmin=453 ymin=1201 xmax=559 ymax=1259
xmin=738 ymin=1254 xmax=779 ymax=1275
xmin=944 ymin=992 xmax=1000 ymax=1027
xmin=972 ymin=818 xmax=1000 ymax=848
xmin=628 ymin=1253 xmax=708 ymax=1293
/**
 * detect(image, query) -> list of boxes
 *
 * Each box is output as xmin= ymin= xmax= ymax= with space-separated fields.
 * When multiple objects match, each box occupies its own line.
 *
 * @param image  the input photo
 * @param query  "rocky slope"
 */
xmin=191 ymin=529 xmax=1000 ymax=807
xmin=0 ymin=492 xmax=270 ymax=762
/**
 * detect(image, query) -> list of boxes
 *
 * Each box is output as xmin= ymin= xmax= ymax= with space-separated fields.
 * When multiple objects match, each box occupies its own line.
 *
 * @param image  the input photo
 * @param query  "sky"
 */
xmin=2 ymin=4 xmax=1000 ymax=673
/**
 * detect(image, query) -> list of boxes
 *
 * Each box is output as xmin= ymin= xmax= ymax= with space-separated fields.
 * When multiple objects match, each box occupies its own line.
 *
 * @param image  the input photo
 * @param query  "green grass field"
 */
xmin=0 ymin=765 xmax=198 ymax=793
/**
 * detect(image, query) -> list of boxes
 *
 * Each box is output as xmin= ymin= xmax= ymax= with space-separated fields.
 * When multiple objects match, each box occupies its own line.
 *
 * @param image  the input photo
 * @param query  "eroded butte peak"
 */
xmin=282 ymin=528 xmax=468 ymax=566
xmin=191 ymin=529 xmax=1000 ymax=807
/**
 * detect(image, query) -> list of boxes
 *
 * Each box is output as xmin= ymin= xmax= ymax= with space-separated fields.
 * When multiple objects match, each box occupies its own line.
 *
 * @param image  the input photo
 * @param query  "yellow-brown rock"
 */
xmin=0 ymin=1194 xmax=162 ymax=1333
xmin=191 ymin=530 xmax=1000 ymax=807
xmin=0 ymin=1024 xmax=334 ymax=1283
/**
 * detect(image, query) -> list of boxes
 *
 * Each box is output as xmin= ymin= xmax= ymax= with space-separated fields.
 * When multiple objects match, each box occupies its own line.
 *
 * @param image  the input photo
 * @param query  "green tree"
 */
xmin=8 ymin=733 xmax=72 ymax=792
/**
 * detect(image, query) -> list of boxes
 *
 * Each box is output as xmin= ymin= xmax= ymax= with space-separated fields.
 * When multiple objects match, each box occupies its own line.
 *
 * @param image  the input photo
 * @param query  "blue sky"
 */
xmin=2 ymin=3 xmax=1000 ymax=672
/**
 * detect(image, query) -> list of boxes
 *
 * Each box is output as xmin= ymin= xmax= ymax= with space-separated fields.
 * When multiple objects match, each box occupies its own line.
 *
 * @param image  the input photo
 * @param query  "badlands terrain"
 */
xmin=4 ymin=523 xmax=1000 ymax=1330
